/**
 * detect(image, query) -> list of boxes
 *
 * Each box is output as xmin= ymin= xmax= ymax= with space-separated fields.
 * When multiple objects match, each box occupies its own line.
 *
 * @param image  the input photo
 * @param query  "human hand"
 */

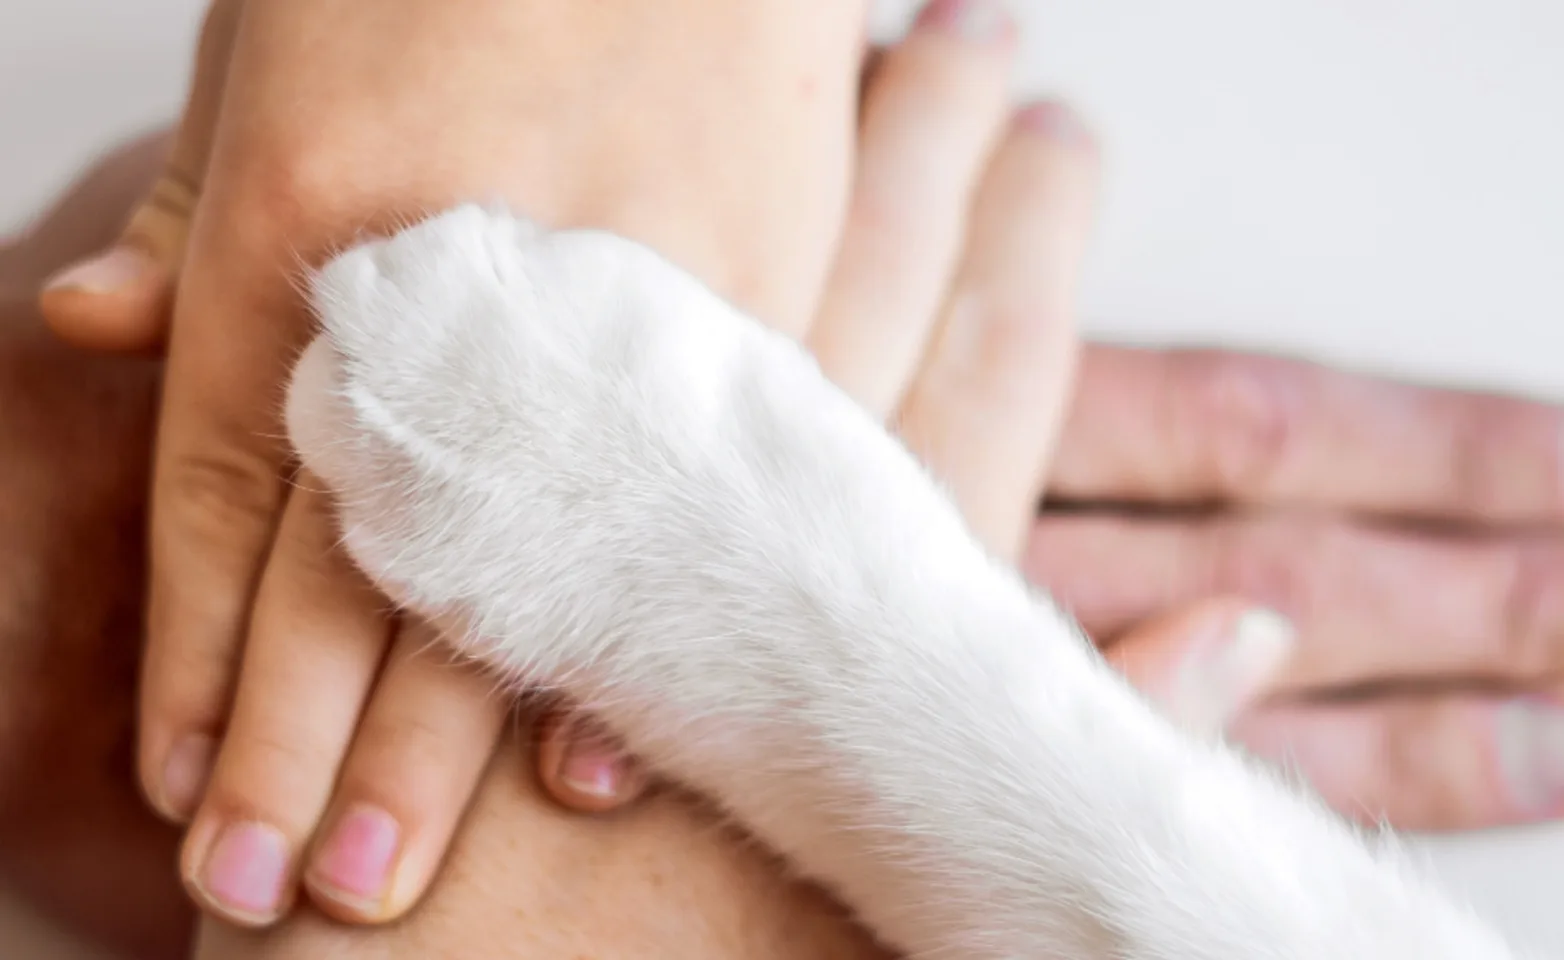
xmin=39 ymin=0 xmax=867 ymax=929
xmin=528 ymin=48 xmax=1564 ymax=840
xmin=1030 ymin=346 xmax=1564 ymax=830
xmin=539 ymin=327 xmax=1564 ymax=837
xmin=523 ymin=16 xmax=1297 ymax=816
xmin=40 ymin=2 xmax=1560 ymax=944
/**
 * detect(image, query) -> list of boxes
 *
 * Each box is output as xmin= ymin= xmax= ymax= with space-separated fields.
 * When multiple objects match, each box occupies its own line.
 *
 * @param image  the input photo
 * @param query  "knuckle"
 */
xmin=1170 ymin=351 xmax=1303 ymax=498
xmin=208 ymin=727 xmax=339 ymax=821
xmin=158 ymin=447 xmax=281 ymax=545
xmin=1442 ymin=398 xmax=1552 ymax=518
xmin=147 ymin=638 xmax=240 ymax=713
xmin=1378 ymin=703 xmax=1473 ymax=829
xmin=840 ymin=177 xmax=938 ymax=253
xmin=941 ymin=294 xmax=1076 ymax=407
xmin=218 ymin=141 xmax=350 ymax=250
xmin=274 ymin=491 xmax=360 ymax=586
xmin=340 ymin=714 xmax=481 ymax=815
xmin=355 ymin=709 xmax=474 ymax=777
xmin=1498 ymin=545 xmax=1564 ymax=677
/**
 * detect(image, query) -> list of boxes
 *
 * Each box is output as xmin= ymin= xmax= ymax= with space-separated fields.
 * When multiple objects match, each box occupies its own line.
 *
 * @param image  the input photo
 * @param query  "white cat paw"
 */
xmin=284 ymin=204 xmax=848 ymax=673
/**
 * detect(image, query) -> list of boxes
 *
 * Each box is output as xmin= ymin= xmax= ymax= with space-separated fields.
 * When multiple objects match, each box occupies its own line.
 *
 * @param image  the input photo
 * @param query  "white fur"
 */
xmin=286 ymin=205 xmax=1531 ymax=959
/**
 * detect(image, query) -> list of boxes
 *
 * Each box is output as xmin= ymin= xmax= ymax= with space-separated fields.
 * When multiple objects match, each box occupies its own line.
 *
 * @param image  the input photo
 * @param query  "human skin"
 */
xmin=32 ymin=1 xmax=1564 ymax=940
xmin=92 ymin=0 xmax=875 ymax=929
xmin=13 ymin=182 xmax=874 ymax=958
xmin=12 ymin=20 xmax=1564 ymax=959
xmin=5 ymin=137 xmax=1558 ymax=960
xmin=2 ymin=133 xmax=1548 ymax=960
xmin=0 ymin=60 xmax=1228 ymax=957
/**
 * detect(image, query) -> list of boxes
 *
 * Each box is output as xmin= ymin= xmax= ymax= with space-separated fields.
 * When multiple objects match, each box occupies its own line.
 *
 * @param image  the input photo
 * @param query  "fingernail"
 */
xmin=310 ymin=805 xmax=400 ymax=909
xmin=559 ymin=721 xmax=629 ymax=799
xmin=1496 ymin=698 xmax=1564 ymax=815
xmin=199 ymin=821 xmax=290 ymax=921
xmin=159 ymin=733 xmax=216 ymax=821
xmin=42 ymin=245 xmax=156 ymax=294
xmin=1175 ymin=608 xmax=1295 ymax=732
xmin=915 ymin=0 xmax=1013 ymax=42
xmin=1017 ymin=101 xmax=1093 ymax=144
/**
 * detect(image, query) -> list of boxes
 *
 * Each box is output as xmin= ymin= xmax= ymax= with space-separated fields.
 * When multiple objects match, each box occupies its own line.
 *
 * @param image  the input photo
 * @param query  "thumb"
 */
xmin=39 ymin=0 xmax=242 ymax=353
xmin=1105 ymin=599 xmax=1295 ymax=736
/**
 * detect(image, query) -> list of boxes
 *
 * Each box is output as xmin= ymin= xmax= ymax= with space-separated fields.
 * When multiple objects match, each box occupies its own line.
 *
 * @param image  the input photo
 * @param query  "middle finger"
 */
xmin=808 ymin=0 xmax=1017 ymax=416
xmin=1028 ymin=511 xmax=1564 ymax=688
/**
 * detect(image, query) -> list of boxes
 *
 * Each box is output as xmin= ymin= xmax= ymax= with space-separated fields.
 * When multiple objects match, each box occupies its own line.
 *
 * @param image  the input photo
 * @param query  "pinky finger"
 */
xmin=1105 ymin=600 xmax=1296 ymax=735
xmin=1232 ymin=693 xmax=1564 ymax=832
xmin=534 ymin=708 xmax=650 ymax=814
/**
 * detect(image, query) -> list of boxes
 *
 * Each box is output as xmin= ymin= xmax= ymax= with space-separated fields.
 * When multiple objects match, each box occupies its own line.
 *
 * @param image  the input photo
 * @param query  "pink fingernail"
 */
xmin=915 ymin=0 xmax=1013 ymax=42
xmin=1016 ymin=101 xmax=1092 ymax=143
xmin=560 ymin=722 xmax=628 ymax=799
xmin=311 ymin=805 xmax=400 ymax=906
xmin=159 ymin=733 xmax=216 ymax=821
xmin=42 ymin=245 xmax=156 ymax=293
xmin=1496 ymin=698 xmax=1564 ymax=815
xmin=200 ymin=821 xmax=289 ymax=920
xmin=1173 ymin=609 xmax=1294 ymax=733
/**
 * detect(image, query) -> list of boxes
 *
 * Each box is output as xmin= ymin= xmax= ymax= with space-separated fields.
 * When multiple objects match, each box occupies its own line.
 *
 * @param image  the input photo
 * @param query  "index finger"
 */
xmin=1050 ymin=346 xmax=1564 ymax=522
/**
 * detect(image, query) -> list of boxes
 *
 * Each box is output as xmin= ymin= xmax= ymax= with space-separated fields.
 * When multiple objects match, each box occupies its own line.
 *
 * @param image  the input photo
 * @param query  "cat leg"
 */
xmin=287 ymin=206 xmax=1526 ymax=960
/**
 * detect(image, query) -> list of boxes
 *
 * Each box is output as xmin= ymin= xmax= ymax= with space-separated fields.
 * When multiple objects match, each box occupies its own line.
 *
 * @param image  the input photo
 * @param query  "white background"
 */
xmin=2 ymin=0 xmax=1561 ymax=955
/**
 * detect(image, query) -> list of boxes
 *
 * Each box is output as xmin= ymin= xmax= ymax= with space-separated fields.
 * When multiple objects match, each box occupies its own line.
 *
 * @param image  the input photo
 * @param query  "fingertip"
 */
xmin=181 ymin=814 xmax=296 ymax=929
xmin=303 ymin=804 xmax=406 ymax=923
xmin=147 ymin=731 xmax=218 ymax=824
xmin=1014 ymin=100 xmax=1098 ymax=152
xmin=1493 ymin=696 xmax=1564 ymax=821
xmin=1109 ymin=599 xmax=1294 ymax=734
xmin=39 ymin=245 xmax=173 ymax=354
xmin=536 ymin=711 xmax=647 ymax=813
xmin=299 ymin=629 xmax=505 ymax=924
xmin=913 ymin=0 xmax=1017 ymax=44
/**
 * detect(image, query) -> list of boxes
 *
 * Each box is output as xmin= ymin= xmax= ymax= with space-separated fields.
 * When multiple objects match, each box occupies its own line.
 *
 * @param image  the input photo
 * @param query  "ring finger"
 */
xmin=896 ymin=102 xmax=1099 ymax=557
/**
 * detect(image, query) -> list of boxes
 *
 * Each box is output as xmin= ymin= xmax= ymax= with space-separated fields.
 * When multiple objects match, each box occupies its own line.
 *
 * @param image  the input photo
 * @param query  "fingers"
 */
xmin=39 ymin=0 xmax=241 ymax=352
xmin=897 ymin=103 xmax=1098 ymax=558
xmin=536 ymin=19 xmax=1100 ymax=817
xmin=43 ymin=0 xmax=268 ymax=844
xmin=178 ymin=482 xmax=389 ymax=925
xmin=535 ymin=710 xmax=650 ymax=814
xmin=808 ymin=0 xmax=1017 ymax=414
xmin=1026 ymin=511 xmax=1564 ymax=689
xmin=303 ymin=623 xmax=505 ymax=922
xmin=136 ymin=81 xmax=323 ymax=830
xmin=1105 ymin=600 xmax=1295 ymax=735
xmin=1050 ymin=345 xmax=1564 ymax=523
xmin=1105 ymin=592 xmax=1564 ymax=832
xmin=2 ymin=129 xmax=170 ymax=293
xmin=1233 ymin=694 xmax=1564 ymax=831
